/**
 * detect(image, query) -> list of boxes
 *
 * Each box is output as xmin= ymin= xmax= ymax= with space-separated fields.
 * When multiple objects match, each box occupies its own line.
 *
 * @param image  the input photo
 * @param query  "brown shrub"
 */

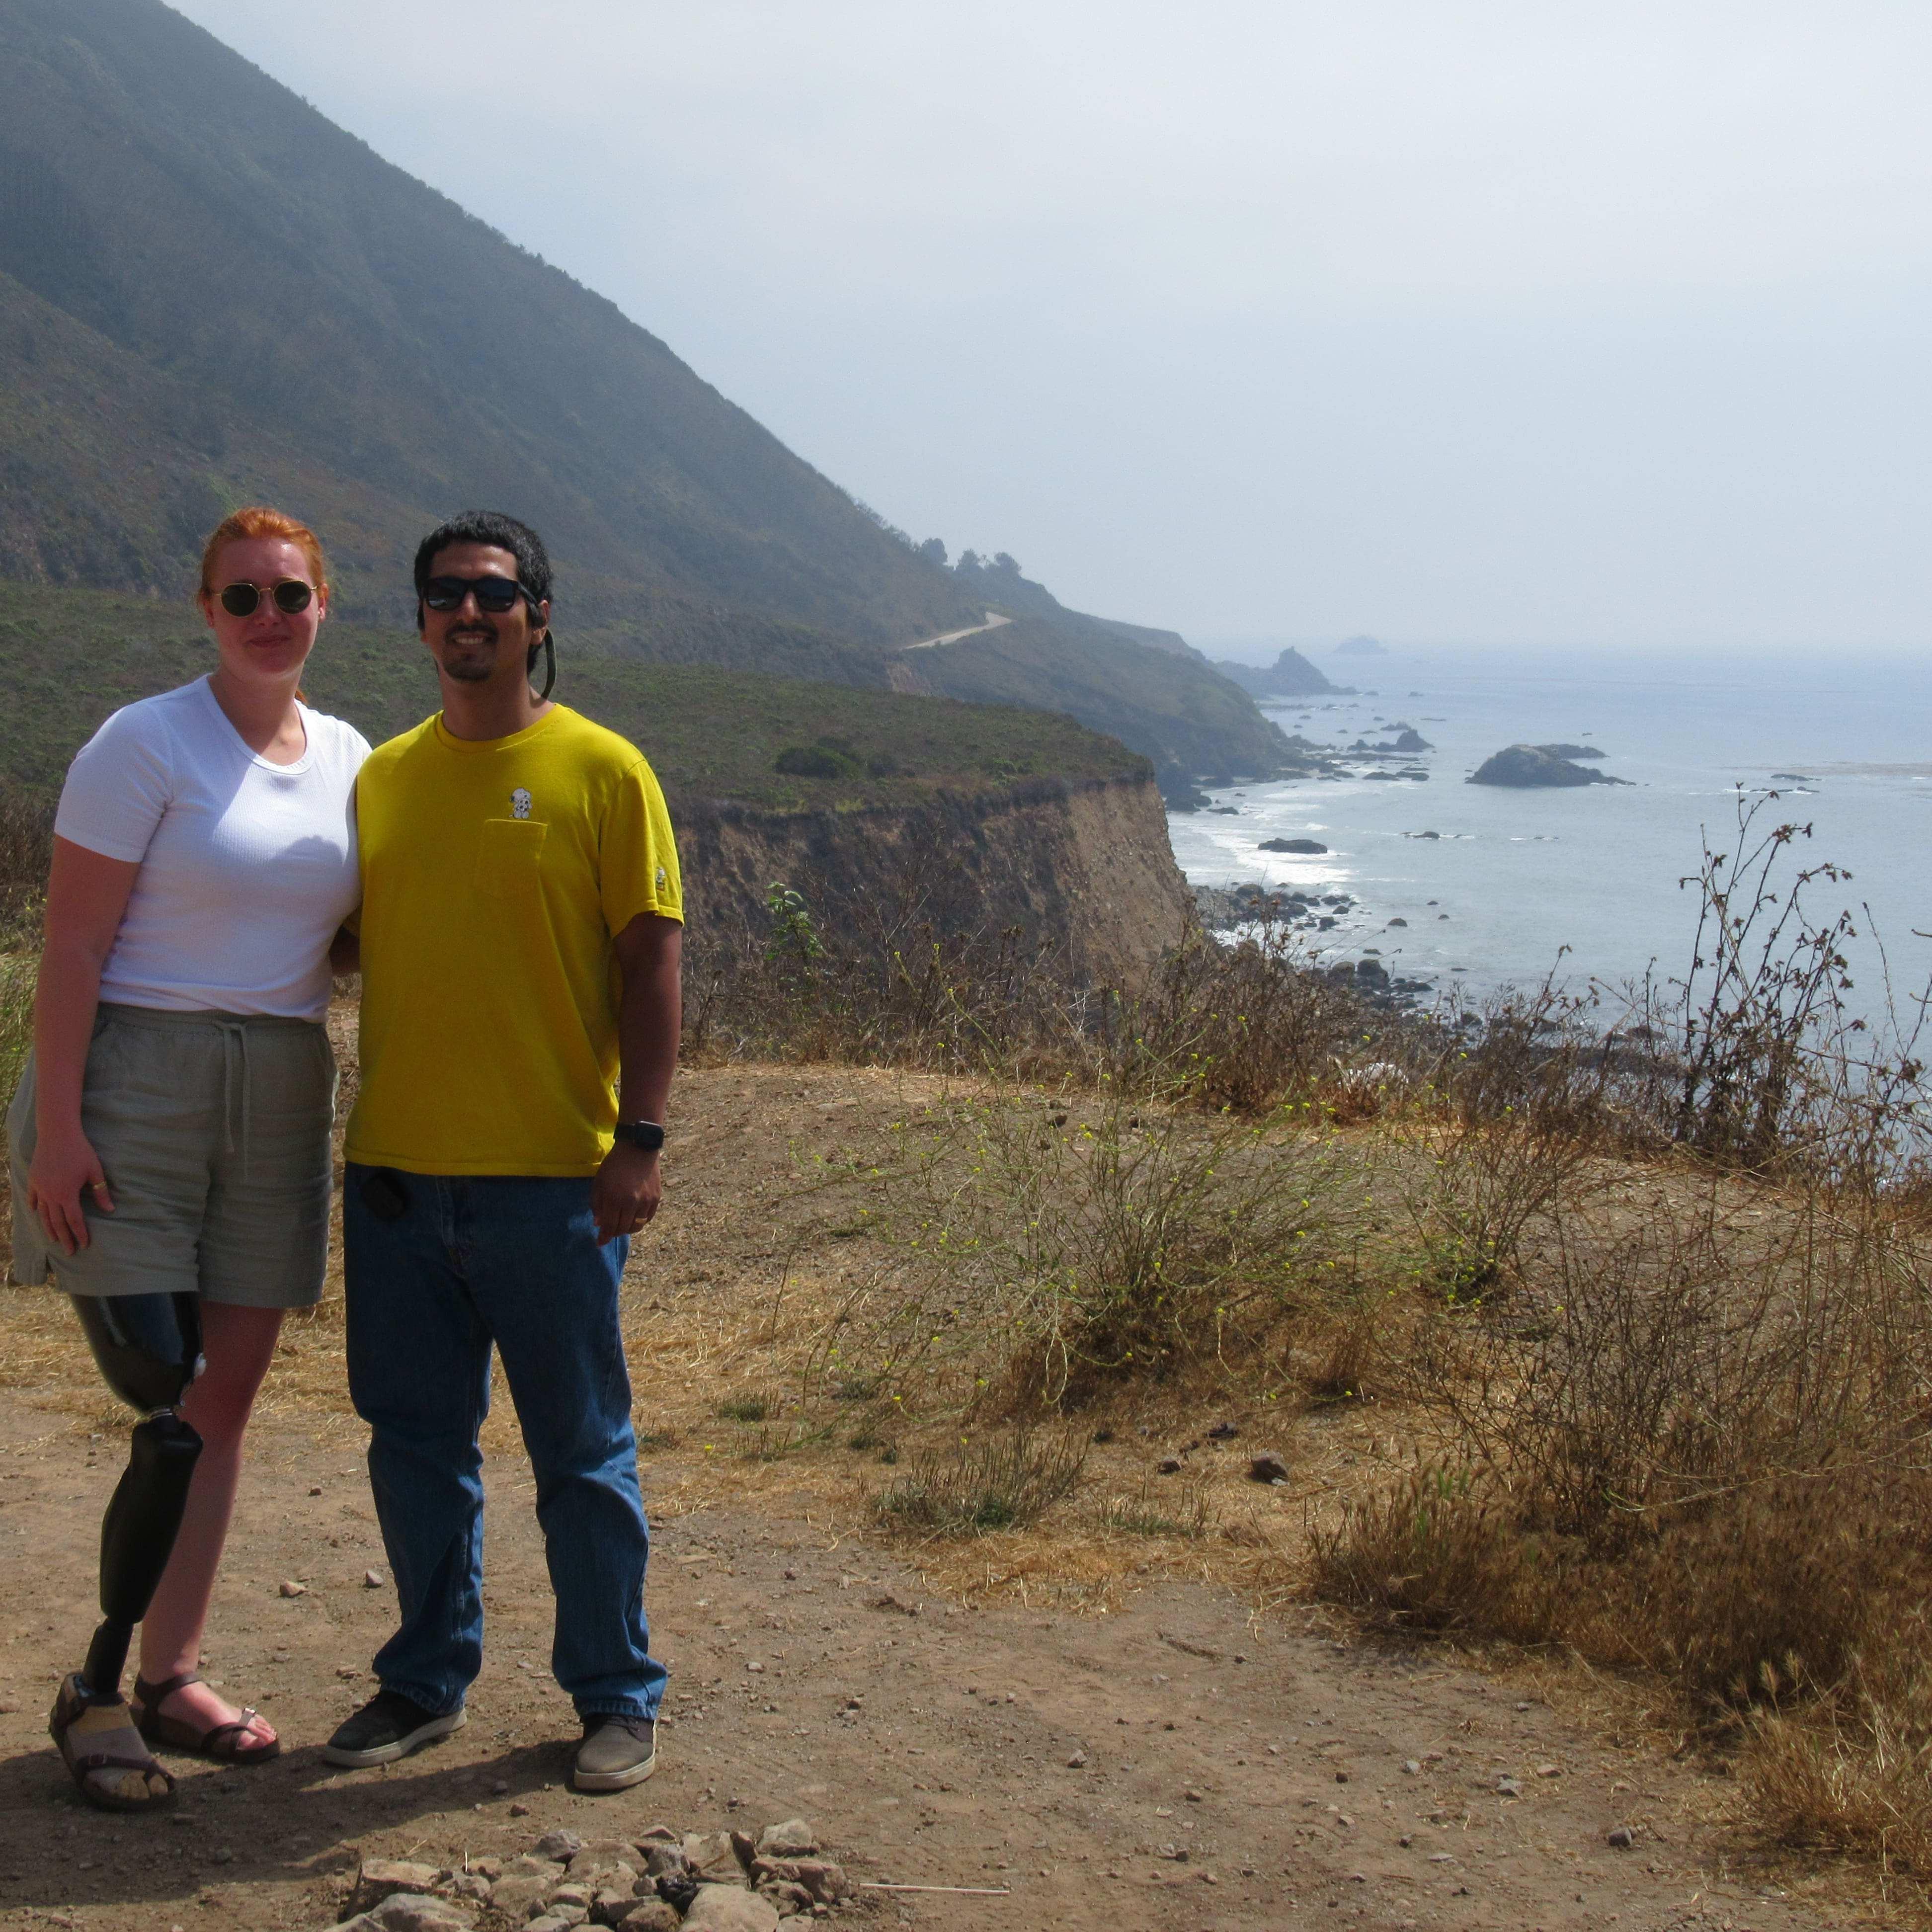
xmin=1308 ymin=1460 xmax=1561 ymax=1643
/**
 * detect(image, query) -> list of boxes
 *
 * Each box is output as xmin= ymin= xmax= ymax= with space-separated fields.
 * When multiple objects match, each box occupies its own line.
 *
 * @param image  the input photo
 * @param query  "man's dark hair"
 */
xmin=412 ymin=510 xmax=553 ymax=611
xmin=412 ymin=510 xmax=557 ymax=697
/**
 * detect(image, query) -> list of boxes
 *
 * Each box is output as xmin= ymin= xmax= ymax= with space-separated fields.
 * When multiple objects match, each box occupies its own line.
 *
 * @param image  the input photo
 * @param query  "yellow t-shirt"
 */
xmin=345 ymin=705 xmax=682 ymax=1177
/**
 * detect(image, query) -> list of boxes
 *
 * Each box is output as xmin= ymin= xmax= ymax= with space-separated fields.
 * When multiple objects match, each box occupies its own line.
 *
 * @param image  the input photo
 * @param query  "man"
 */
xmin=323 ymin=511 xmax=680 ymax=1792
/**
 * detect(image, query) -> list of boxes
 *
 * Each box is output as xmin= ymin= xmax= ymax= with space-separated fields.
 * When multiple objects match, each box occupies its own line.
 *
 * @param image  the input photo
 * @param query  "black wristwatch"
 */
xmin=613 ymin=1121 xmax=665 ymax=1152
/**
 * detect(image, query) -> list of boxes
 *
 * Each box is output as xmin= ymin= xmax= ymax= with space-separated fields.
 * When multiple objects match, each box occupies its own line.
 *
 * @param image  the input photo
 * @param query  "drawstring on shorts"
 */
xmin=216 ymin=1020 xmax=253 ymax=1176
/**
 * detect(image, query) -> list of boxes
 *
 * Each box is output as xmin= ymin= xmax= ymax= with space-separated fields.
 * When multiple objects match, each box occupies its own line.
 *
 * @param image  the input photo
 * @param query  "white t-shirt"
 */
xmin=55 ymin=678 xmax=371 ymax=1022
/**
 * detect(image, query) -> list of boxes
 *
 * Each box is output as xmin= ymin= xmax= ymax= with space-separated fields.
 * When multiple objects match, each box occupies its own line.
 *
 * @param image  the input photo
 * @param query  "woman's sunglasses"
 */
xmin=217 ymin=579 xmax=315 ymax=617
xmin=421 ymin=574 xmax=538 ymax=615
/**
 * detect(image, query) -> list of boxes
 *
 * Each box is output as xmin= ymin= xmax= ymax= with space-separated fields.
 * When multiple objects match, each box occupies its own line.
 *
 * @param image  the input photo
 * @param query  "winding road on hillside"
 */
xmin=901 ymin=611 xmax=1014 ymax=651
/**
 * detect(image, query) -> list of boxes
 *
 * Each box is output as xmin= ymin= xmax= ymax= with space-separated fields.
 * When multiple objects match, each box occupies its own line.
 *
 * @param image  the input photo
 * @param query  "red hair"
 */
xmin=198 ymin=506 xmax=329 ymax=597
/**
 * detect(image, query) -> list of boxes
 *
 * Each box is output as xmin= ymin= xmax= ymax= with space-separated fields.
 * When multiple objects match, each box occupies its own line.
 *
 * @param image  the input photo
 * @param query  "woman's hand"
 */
xmin=27 ymin=1124 xmax=114 ymax=1257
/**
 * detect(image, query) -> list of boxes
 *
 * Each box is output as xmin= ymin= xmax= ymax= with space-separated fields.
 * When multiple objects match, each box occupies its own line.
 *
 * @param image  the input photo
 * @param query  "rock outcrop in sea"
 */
xmin=1468 ymin=744 xmax=1630 ymax=789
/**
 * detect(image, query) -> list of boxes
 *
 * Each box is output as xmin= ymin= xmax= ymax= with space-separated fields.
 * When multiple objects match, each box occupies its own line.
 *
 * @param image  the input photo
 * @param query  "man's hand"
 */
xmin=592 ymin=1142 xmax=661 ymax=1246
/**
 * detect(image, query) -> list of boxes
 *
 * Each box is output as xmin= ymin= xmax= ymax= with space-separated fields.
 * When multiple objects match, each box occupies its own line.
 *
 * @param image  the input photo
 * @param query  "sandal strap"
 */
xmin=132 ymin=1670 xmax=204 ymax=1708
xmin=72 ymin=1750 xmax=170 ymax=1777
xmin=198 ymin=1712 xmax=269 ymax=1749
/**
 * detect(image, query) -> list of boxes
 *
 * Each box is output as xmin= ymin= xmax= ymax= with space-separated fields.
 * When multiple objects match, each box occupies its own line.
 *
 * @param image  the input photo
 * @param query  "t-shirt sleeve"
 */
xmin=53 ymin=704 xmax=177 ymax=864
xmin=601 ymin=757 xmax=684 ymax=935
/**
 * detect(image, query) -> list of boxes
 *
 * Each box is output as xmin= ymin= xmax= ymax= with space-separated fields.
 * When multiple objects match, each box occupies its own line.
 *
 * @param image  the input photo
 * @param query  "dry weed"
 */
xmin=873 ymin=1425 xmax=1088 ymax=1537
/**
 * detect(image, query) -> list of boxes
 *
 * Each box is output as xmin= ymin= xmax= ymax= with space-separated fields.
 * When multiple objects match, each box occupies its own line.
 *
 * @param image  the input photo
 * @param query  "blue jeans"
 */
xmin=343 ymin=1166 xmax=666 ymax=1721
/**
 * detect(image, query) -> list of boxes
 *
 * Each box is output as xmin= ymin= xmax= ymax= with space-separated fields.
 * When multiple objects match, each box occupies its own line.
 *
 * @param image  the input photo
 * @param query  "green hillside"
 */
xmin=0 ymin=0 xmax=973 ymax=641
xmin=0 ymin=584 xmax=1146 ymax=812
xmin=0 ymin=0 xmax=1292 ymax=790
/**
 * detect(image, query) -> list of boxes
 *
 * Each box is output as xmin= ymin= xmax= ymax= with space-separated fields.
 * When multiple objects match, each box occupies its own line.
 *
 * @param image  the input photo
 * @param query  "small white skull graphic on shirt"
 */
xmin=511 ymin=788 xmax=532 ymax=820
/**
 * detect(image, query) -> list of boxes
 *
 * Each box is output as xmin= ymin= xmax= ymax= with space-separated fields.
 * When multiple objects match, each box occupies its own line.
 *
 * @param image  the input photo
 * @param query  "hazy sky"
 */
xmin=167 ymin=1 xmax=1932 ymax=652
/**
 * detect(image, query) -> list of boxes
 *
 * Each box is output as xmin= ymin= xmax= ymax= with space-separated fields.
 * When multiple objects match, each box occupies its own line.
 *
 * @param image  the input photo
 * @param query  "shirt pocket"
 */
xmin=473 ymin=817 xmax=549 ymax=903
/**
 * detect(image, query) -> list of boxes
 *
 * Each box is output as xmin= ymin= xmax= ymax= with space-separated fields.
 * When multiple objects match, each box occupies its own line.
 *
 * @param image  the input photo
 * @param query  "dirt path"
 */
xmin=0 ymin=1058 xmax=1883 ymax=1930
xmin=0 ymin=1397 xmax=1865 ymax=1932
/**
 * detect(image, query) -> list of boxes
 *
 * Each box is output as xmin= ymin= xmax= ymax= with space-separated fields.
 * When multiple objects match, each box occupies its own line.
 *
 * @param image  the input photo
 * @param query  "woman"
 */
xmin=5 ymin=507 xmax=368 ymax=1810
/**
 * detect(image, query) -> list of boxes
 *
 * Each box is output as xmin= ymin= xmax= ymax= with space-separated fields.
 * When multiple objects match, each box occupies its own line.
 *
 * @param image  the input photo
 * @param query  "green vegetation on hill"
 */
xmin=0 ymin=583 xmax=1146 ymax=811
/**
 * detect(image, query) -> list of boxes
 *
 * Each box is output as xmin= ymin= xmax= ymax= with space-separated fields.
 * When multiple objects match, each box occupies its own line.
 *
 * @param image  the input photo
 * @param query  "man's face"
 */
xmin=419 ymin=541 xmax=550 ymax=689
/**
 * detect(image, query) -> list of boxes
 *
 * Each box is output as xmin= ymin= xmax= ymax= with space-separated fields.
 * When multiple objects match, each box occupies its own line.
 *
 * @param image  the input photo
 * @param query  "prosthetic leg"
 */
xmin=49 ymin=1293 xmax=204 ymax=1809
xmin=74 ymin=1293 xmax=205 ymax=1697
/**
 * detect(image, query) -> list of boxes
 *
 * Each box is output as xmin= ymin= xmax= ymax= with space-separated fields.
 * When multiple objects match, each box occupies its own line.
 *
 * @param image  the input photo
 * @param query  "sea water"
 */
xmin=1164 ymin=645 xmax=1932 ymax=1029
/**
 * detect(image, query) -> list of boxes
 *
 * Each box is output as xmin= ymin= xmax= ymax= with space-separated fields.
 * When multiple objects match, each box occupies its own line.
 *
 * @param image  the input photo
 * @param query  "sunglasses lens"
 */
xmin=423 ymin=576 xmax=524 ymax=613
xmin=271 ymin=580 xmax=314 ymax=614
xmin=218 ymin=583 xmax=261 ymax=617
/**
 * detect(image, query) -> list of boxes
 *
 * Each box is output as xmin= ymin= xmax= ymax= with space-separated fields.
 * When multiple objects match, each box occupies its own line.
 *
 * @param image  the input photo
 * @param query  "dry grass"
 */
xmin=873 ymin=1426 xmax=1088 ymax=1536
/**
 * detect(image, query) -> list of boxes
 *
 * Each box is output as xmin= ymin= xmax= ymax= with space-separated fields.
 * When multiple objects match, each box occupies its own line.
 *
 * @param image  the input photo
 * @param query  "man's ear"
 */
xmin=416 ymin=599 xmax=426 ymax=637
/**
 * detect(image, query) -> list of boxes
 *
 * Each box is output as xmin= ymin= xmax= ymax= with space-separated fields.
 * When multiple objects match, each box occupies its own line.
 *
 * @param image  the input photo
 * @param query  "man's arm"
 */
xmin=591 ymin=912 xmax=682 ymax=1245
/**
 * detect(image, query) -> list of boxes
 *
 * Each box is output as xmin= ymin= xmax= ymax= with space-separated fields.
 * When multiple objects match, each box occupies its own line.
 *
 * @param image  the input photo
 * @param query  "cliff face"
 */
xmin=674 ymin=775 xmax=1190 ymax=991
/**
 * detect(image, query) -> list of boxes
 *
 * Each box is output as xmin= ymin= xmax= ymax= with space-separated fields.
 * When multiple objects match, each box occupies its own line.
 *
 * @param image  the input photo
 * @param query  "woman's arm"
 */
xmin=28 ymin=837 xmax=140 ymax=1255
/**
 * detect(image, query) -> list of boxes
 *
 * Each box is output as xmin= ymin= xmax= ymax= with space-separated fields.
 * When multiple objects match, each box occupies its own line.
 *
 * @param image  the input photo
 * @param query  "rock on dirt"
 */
xmin=485 ymin=1875 xmax=552 ymax=1917
xmin=616 ymin=1907 xmax=681 ymax=1932
xmin=351 ymin=1859 xmax=443 ymax=1912
xmin=683 ymin=1831 xmax=748 ymax=1882
xmin=1248 ymin=1451 xmax=1289 ymax=1483
xmin=754 ymin=1819 xmax=819 ymax=1859
xmin=682 ymin=1887 xmax=781 ymax=1932
xmin=341 ymin=1898 xmax=474 ymax=1932
xmin=751 ymin=1859 xmax=848 ymax=1906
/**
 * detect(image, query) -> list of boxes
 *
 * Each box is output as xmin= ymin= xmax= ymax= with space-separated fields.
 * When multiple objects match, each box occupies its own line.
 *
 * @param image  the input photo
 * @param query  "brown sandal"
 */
xmin=132 ymin=1670 xmax=280 ymax=1764
xmin=49 ymin=1674 xmax=175 ymax=1812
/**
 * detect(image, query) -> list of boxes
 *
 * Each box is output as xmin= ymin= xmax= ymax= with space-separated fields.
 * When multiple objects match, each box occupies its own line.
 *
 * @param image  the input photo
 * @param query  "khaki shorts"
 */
xmin=6 ymin=1004 xmax=336 ymax=1307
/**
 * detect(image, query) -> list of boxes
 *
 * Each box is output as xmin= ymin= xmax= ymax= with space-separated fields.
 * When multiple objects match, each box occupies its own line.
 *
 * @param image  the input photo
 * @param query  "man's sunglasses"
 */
xmin=217 ymin=580 xmax=315 ymax=617
xmin=421 ymin=574 xmax=539 ymax=615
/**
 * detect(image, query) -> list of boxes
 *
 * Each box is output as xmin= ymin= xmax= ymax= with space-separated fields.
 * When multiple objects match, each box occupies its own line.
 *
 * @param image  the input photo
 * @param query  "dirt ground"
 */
xmin=0 ymin=1052 xmax=1894 ymax=1932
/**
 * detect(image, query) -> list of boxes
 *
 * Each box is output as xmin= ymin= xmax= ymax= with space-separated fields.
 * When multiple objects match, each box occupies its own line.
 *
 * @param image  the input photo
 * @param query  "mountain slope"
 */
xmin=0 ymin=0 xmax=975 ymax=639
xmin=914 ymin=552 xmax=1290 ymax=787
xmin=0 ymin=0 xmax=1295 ymax=788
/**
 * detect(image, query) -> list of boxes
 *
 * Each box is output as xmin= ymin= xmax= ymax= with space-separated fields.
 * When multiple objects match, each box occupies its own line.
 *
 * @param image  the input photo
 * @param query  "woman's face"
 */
xmin=199 ymin=535 xmax=328 ymax=686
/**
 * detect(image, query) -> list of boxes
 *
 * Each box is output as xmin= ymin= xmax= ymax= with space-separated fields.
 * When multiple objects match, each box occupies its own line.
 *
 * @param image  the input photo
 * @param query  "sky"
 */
xmin=167 ymin=1 xmax=1932 ymax=655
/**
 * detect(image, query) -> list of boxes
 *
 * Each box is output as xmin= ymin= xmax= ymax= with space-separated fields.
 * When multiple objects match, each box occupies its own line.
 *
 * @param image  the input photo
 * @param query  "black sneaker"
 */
xmin=572 ymin=1712 xmax=657 ymax=1791
xmin=322 ymin=1689 xmax=466 ymax=1768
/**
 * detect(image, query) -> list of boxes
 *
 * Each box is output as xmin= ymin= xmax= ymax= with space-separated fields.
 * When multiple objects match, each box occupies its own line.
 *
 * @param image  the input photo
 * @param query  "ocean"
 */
xmin=1164 ymin=646 xmax=1932 ymax=1030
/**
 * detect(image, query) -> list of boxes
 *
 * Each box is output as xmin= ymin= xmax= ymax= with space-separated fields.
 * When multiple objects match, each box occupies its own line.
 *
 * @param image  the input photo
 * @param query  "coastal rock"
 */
xmin=1258 ymin=837 xmax=1328 ymax=854
xmin=1468 ymin=744 xmax=1629 ymax=789
xmin=1534 ymin=742 xmax=1605 ymax=760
